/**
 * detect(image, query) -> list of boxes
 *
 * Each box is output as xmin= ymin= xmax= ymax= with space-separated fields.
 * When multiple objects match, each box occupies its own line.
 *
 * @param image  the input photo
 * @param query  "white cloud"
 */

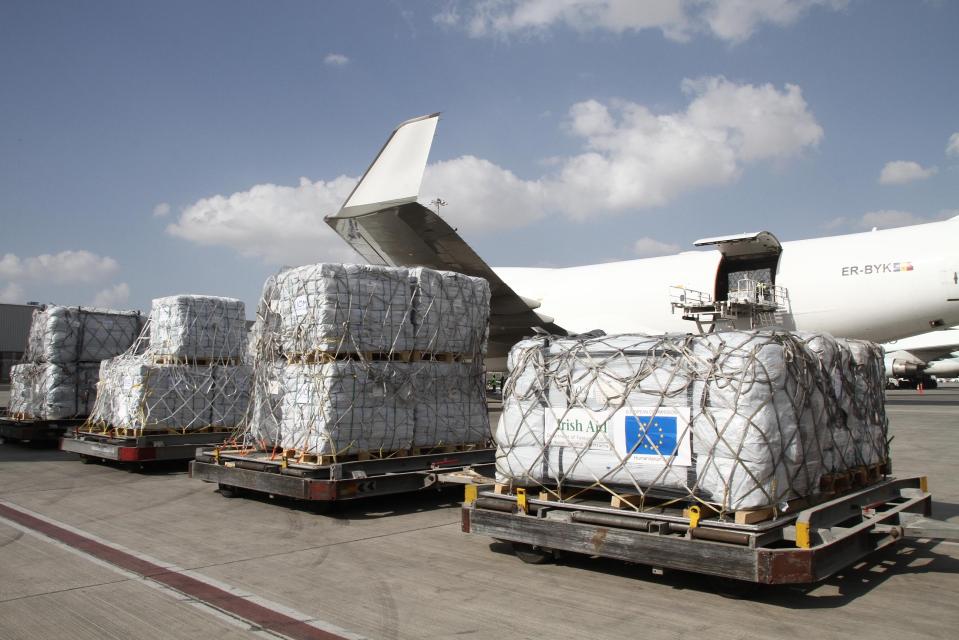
xmin=323 ymin=53 xmax=350 ymax=66
xmin=437 ymin=0 xmax=847 ymax=43
xmin=92 ymin=282 xmax=130 ymax=308
xmin=821 ymin=216 xmax=847 ymax=230
xmin=634 ymin=236 xmax=682 ymax=257
xmin=702 ymin=0 xmax=847 ymax=44
xmin=549 ymin=77 xmax=821 ymax=217
xmin=0 ymin=250 xmax=118 ymax=284
xmin=0 ymin=253 xmax=21 ymax=280
xmin=0 ymin=250 xmax=119 ymax=306
xmin=152 ymin=202 xmax=171 ymax=217
xmin=167 ymin=176 xmax=361 ymax=265
xmin=859 ymin=210 xmax=928 ymax=229
xmin=0 ymin=281 xmax=24 ymax=303
xmin=947 ymin=132 xmax=959 ymax=157
xmin=878 ymin=160 xmax=938 ymax=185
xmin=421 ymin=156 xmax=548 ymax=232
xmin=170 ymin=77 xmax=821 ymax=260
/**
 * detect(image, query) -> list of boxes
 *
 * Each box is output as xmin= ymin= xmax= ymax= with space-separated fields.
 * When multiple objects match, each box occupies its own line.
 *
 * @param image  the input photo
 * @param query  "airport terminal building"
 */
xmin=0 ymin=303 xmax=39 ymax=384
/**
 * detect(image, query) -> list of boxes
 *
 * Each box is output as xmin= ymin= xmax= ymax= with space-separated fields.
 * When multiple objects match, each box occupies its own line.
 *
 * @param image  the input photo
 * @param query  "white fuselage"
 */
xmin=493 ymin=217 xmax=959 ymax=343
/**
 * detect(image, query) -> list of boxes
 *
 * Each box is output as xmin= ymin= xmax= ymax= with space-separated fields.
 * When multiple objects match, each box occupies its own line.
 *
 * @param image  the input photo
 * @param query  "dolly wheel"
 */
xmin=512 ymin=542 xmax=553 ymax=564
xmin=79 ymin=455 xmax=93 ymax=464
xmin=308 ymin=500 xmax=335 ymax=515
xmin=218 ymin=484 xmax=241 ymax=498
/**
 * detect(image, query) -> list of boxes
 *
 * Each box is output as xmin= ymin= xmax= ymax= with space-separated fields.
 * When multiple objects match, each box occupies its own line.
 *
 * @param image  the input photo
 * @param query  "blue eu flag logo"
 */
xmin=625 ymin=415 xmax=678 ymax=457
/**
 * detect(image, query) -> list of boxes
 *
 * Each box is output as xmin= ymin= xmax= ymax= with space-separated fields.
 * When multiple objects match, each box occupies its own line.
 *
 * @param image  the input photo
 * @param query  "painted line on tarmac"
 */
xmin=0 ymin=500 xmax=365 ymax=640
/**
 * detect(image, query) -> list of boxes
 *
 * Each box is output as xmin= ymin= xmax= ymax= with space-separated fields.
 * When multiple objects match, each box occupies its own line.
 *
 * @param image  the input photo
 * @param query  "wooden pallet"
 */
xmin=94 ymin=424 xmax=234 ymax=438
xmin=408 ymin=443 xmax=485 ymax=456
xmin=282 ymin=447 xmax=412 ymax=465
xmin=285 ymin=350 xmax=477 ymax=365
xmin=820 ymin=462 xmax=887 ymax=494
xmin=150 ymin=356 xmax=244 ymax=366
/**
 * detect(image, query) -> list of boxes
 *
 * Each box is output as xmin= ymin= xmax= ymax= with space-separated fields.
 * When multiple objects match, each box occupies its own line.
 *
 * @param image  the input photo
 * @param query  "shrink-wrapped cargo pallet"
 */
xmin=26 ymin=306 xmax=143 ymax=364
xmin=89 ymin=357 xmax=252 ymax=432
xmin=9 ymin=362 xmax=100 ymax=420
xmin=495 ymin=330 xmax=888 ymax=513
xmin=240 ymin=264 xmax=491 ymax=458
xmin=409 ymin=267 xmax=490 ymax=354
xmin=273 ymin=263 xmax=415 ymax=355
xmin=87 ymin=295 xmax=251 ymax=433
xmin=147 ymin=295 xmax=247 ymax=361
xmin=7 ymin=305 xmax=143 ymax=420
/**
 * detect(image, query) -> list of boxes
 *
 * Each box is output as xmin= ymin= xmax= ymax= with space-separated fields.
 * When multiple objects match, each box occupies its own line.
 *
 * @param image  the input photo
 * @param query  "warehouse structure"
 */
xmin=0 ymin=302 xmax=40 ymax=384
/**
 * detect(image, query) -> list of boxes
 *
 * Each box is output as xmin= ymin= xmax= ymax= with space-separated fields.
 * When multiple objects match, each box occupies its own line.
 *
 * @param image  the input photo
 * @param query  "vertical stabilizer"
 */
xmin=336 ymin=113 xmax=440 ymax=218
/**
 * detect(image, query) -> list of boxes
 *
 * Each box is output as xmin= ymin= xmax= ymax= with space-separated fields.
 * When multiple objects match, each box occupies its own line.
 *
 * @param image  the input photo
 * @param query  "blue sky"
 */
xmin=1 ymin=0 xmax=957 ymax=317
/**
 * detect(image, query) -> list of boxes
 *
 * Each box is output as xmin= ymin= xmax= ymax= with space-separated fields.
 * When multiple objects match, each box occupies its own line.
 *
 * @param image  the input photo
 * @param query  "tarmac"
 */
xmin=1 ymin=389 xmax=958 ymax=640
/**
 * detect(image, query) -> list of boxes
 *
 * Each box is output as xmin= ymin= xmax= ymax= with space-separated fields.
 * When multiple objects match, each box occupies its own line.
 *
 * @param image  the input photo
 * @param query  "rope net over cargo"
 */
xmin=495 ymin=330 xmax=888 ymax=514
xmin=9 ymin=306 xmax=143 ymax=420
xmin=88 ymin=296 xmax=251 ymax=435
xmin=239 ymin=263 xmax=491 ymax=461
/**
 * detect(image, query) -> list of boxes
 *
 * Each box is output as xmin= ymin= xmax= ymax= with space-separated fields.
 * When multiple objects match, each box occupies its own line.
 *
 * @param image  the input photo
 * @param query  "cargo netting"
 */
xmin=87 ymin=295 xmax=251 ymax=434
xmin=240 ymin=263 xmax=491 ymax=461
xmin=495 ymin=330 xmax=888 ymax=514
xmin=8 ymin=305 xmax=143 ymax=420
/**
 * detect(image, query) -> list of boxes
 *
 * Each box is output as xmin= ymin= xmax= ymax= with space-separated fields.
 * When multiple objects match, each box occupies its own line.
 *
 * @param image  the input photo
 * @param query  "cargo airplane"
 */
xmin=326 ymin=114 xmax=959 ymax=366
xmin=884 ymin=328 xmax=959 ymax=388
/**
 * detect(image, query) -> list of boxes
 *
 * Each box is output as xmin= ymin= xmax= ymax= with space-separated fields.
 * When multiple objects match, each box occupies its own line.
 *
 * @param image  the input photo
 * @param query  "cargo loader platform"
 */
xmin=462 ymin=475 xmax=959 ymax=585
xmin=0 ymin=416 xmax=84 ymax=443
xmin=61 ymin=429 xmax=234 ymax=465
xmin=191 ymin=446 xmax=495 ymax=509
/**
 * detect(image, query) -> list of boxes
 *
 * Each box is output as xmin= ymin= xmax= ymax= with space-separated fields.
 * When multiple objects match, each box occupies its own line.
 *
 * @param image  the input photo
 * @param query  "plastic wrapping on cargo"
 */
xmin=842 ymin=339 xmax=888 ymax=466
xmin=409 ymin=267 xmax=490 ymax=354
xmin=9 ymin=362 xmax=99 ymax=420
xmin=89 ymin=356 xmax=252 ymax=432
xmin=409 ymin=361 xmax=488 ymax=447
xmin=495 ymin=330 xmax=888 ymax=513
xmin=238 ymin=264 xmax=490 ymax=458
xmin=272 ymin=263 xmax=414 ymax=355
xmin=277 ymin=361 xmax=415 ymax=454
xmin=86 ymin=294 xmax=252 ymax=433
xmin=147 ymin=295 xmax=247 ymax=361
xmin=26 ymin=306 xmax=143 ymax=364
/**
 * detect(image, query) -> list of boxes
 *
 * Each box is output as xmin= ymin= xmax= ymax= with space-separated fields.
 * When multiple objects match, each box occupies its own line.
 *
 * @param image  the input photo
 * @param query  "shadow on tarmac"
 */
xmin=214 ymin=482 xmax=464 ymax=519
xmin=486 ymin=537 xmax=959 ymax=605
xmin=0 ymin=439 xmax=77 ymax=462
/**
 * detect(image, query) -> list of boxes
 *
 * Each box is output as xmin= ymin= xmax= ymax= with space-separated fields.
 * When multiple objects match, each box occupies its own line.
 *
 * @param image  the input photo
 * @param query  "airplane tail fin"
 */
xmin=324 ymin=113 xmax=566 ymax=356
xmin=334 ymin=113 xmax=440 ymax=219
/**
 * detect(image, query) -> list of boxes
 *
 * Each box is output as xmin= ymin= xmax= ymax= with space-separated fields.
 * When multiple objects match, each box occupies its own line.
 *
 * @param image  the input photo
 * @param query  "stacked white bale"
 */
xmin=279 ymin=361 xmax=414 ymax=454
xmin=274 ymin=263 xmax=414 ymax=356
xmin=9 ymin=362 xmax=100 ymax=420
xmin=409 ymin=267 xmax=490 ymax=354
xmin=495 ymin=330 xmax=888 ymax=513
xmin=242 ymin=264 xmax=490 ymax=457
xmin=796 ymin=332 xmax=857 ymax=473
xmin=408 ymin=361 xmax=488 ymax=447
xmin=26 ymin=306 xmax=143 ymax=364
xmin=88 ymin=296 xmax=250 ymax=433
xmin=8 ymin=305 xmax=143 ymax=420
xmin=9 ymin=364 xmax=36 ymax=417
xmin=690 ymin=331 xmax=827 ymax=509
xmin=841 ymin=339 xmax=888 ymax=466
xmin=92 ymin=358 xmax=213 ymax=430
xmin=147 ymin=295 xmax=247 ymax=361
xmin=212 ymin=365 xmax=254 ymax=429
